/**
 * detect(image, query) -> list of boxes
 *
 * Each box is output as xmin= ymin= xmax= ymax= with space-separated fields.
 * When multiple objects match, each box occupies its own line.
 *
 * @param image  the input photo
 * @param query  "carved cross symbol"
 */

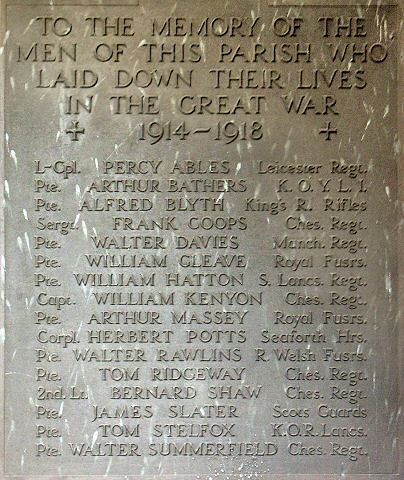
xmin=65 ymin=121 xmax=85 ymax=141
xmin=319 ymin=121 xmax=337 ymax=141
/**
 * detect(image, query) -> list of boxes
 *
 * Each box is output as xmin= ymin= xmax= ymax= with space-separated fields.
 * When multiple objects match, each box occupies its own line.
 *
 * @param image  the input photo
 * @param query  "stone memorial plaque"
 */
xmin=0 ymin=0 xmax=402 ymax=478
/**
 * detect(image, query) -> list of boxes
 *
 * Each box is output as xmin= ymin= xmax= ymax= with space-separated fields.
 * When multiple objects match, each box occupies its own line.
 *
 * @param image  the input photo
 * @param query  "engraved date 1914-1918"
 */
xmin=138 ymin=120 xmax=263 ymax=144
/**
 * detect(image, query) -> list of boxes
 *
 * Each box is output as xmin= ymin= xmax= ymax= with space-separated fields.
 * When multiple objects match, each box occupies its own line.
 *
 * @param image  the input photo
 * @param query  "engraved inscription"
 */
xmin=3 ymin=2 xmax=399 ymax=477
